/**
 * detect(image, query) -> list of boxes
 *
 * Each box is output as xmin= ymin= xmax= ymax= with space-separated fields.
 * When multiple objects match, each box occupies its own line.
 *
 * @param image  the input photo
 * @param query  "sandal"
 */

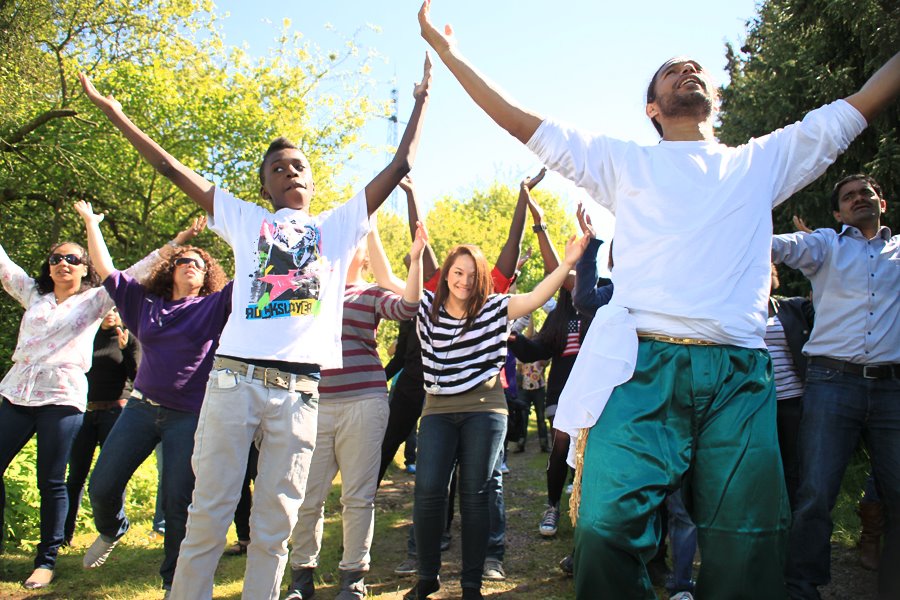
xmin=223 ymin=540 xmax=249 ymax=556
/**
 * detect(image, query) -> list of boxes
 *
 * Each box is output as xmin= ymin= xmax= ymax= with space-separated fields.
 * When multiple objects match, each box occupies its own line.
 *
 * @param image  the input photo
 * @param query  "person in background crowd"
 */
xmin=64 ymin=307 xmax=139 ymax=545
xmin=774 ymin=174 xmax=899 ymax=600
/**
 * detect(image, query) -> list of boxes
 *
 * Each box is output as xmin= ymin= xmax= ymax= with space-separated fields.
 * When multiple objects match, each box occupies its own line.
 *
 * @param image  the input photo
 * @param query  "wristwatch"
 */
xmin=532 ymin=223 xmax=547 ymax=233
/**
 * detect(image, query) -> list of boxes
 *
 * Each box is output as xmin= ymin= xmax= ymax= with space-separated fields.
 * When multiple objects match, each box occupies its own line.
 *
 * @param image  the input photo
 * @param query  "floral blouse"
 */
xmin=0 ymin=245 xmax=157 ymax=411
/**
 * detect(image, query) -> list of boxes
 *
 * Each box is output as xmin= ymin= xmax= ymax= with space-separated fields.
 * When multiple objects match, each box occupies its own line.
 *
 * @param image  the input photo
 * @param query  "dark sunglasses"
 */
xmin=48 ymin=253 xmax=84 ymax=266
xmin=173 ymin=256 xmax=207 ymax=271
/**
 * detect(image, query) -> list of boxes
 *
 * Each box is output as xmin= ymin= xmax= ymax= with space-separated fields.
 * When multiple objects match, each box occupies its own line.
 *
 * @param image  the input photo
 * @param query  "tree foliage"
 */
xmin=718 ymin=0 xmax=899 ymax=292
xmin=0 ymin=0 xmax=386 ymax=376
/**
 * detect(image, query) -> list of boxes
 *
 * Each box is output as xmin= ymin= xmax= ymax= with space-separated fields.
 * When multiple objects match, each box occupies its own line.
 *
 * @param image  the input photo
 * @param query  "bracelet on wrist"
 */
xmin=167 ymin=240 xmax=180 ymax=249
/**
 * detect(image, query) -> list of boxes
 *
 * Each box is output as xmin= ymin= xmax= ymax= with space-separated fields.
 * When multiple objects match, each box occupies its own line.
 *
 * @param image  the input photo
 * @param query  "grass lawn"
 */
xmin=0 ymin=417 xmax=877 ymax=599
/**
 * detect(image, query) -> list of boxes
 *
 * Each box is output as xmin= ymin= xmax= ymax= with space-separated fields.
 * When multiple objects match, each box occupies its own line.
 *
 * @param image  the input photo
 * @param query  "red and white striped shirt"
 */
xmin=318 ymin=283 xmax=418 ymax=400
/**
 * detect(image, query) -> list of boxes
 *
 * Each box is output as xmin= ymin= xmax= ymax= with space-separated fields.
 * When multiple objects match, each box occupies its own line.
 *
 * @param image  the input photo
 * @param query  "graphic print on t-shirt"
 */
xmin=246 ymin=218 xmax=326 ymax=319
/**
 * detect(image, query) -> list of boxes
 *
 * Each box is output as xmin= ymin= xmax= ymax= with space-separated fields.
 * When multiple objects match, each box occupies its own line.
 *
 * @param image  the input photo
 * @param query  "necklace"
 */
xmin=427 ymin=307 xmax=464 ymax=395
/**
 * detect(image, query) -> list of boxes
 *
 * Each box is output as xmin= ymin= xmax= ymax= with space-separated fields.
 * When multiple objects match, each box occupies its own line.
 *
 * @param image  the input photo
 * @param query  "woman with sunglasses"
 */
xmin=404 ymin=233 xmax=587 ymax=600
xmin=73 ymin=202 xmax=232 ymax=596
xmin=0 ymin=209 xmax=192 ymax=590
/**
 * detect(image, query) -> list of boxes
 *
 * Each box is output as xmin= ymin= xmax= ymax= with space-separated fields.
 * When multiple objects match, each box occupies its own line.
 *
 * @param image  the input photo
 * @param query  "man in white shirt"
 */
xmin=416 ymin=2 xmax=900 ymax=598
xmin=773 ymin=174 xmax=899 ymax=600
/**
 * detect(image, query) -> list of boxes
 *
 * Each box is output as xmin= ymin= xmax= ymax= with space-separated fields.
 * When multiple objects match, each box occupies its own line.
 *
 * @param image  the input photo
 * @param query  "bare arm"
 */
xmin=508 ymin=234 xmax=587 ymax=321
xmin=495 ymin=168 xmax=544 ymax=278
xmin=367 ymin=223 xmax=406 ymax=295
xmin=366 ymin=54 xmax=431 ymax=216
xmin=418 ymin=0 xmax=542 ymax=144
xmin=79 ymin=73 xmax=215 ymax=214
xmin=74 ymin=201 xmax=114 ymax=280
xmin=75 ymin=201 xmax=206 ymax=281
xmin=404 ymin=222 xmax=429 ymax=305
xmin=845 ymin=52 xmax=900 ymax=122
xmin=526 ymin=184 xmax=576 ymax=290
xmin=399 ymin=175 xmax=440 ymax=278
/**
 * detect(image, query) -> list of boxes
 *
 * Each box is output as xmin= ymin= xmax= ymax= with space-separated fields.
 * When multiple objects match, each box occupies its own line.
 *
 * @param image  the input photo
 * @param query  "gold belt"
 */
xmin=637 ymin=333 xmax=718 ymax=346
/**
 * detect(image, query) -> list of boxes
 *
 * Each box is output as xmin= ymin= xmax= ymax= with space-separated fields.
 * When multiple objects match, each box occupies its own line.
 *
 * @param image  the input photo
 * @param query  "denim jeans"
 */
xmin=89 ymin=397 xmax=198 ymax=588
xmin=0 ymin=399 xmax=82 ymax=569
xmin=666 ymin=488 xmax=697 ymax=594
xmin=414 ymin=411 xmax=506 ymax=590
xmin=64 ymin=405 xmax=122 ymax=542
xmin=786 ymin=365 xmax=900 ymax=600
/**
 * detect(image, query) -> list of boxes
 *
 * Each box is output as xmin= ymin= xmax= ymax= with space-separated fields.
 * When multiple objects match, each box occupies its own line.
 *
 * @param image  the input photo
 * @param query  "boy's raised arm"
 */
xmin=418 ymin=0 xmax=542 ymax=144
xmin=365 ymin=54 xmax=432 ymax=216
xmin=79 ymin=73 xmax=216 ymax=215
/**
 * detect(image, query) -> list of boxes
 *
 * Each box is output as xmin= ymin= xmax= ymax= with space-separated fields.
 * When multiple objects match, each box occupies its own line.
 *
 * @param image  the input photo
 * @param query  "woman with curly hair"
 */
xmin=0 ymin=207 xmax=182 ymax=590
xmin=73 ymin=202 xmax=232 ymax=596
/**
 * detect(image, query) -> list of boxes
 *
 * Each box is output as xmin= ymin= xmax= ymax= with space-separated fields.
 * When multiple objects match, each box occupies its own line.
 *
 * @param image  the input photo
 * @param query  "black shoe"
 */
xmin=285 ymin=566 xmax=315 ymax=600
xmin=462 ymin=587 xmax=484 ymax=600
xmin=440 ymin=531 xmax=451 ymax=551
xmin=403 ymin=578 xmax=440 ymax=600
xmin=559 ymin=554 xmax=573 ymax=576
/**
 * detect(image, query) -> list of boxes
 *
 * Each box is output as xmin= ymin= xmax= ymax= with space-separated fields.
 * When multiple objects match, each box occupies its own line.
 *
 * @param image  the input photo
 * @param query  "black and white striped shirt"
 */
xmin=417 ymin=290 xmax=511 ymax=395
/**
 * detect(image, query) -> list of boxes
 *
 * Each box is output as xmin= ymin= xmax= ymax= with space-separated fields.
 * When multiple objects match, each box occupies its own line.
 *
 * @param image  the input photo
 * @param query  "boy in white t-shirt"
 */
xmin=79 ymin=55 xmax=432 ymax=600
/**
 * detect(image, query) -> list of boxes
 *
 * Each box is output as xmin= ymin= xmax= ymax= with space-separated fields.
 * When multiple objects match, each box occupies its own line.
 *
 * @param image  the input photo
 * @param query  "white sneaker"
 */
xmin=394 ymin=557 xmax=417 ymax=576
xmin=539 ymin=505 xmax=560 ymax=537
xmin=83 ymin=535 xmax=118 ymax=568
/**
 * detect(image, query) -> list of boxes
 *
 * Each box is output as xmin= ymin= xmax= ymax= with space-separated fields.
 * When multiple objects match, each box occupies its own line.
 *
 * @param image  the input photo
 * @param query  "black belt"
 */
xmin=808 ymin=356 xmax=900 ymax=380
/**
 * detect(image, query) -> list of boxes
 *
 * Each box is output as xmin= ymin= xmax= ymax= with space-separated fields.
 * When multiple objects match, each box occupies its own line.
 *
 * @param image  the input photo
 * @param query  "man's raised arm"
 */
xmin=79 ymin=73 xmax=215 ymax=215
xmin=845 ymin=52 xmax=900 ymax=122
xmin=418 ymin=0 xmax=542 ymax=144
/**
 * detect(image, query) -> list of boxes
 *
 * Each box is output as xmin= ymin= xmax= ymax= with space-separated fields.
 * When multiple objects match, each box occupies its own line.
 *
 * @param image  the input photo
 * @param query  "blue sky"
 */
xmin=213 ymin=0 xmax=760 ymax=237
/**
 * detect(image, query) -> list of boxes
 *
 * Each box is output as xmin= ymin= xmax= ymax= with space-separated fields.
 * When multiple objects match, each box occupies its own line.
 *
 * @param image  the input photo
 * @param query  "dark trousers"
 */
xmin=786 ymin=366 xmax=900 ymax=600
xmin=0 ymin=398 xmax=83 ymax=569
xmin=378 ymin=375 xmax=424 ymax=484
xmin=234 ymin=444 xmax=259 ymax=541
xmin=64 ymin=406 xmax=123 ymax=542
xmin=89 ymin=397 xmax=198 ymax=588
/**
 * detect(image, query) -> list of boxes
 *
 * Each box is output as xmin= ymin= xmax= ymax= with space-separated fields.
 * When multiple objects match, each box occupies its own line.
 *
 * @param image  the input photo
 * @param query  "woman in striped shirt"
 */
xmin=405 ymin=235 xmax=586 ymax=600
xmin=286 ymin=222 xmax=428 ymax=600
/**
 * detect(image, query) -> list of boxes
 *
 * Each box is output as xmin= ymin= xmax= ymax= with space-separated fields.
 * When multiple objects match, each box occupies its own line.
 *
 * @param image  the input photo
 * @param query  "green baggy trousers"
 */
xmin=574 ymin=339 xmax=789 ymax=599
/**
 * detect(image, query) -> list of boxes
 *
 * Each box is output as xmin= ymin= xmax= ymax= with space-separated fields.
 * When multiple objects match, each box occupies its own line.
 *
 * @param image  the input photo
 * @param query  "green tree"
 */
xmin=718 ymin=0 xmax=899 ymax=293
xmin=0 ymin=0 xmax=385 ymax=546
xmin=374 ymin=184 xmax=575 ymax=358
xmin=0 ymin=0 xmax=385 ymax=375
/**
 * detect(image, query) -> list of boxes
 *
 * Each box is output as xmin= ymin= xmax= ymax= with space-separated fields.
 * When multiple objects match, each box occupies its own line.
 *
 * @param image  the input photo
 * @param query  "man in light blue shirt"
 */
xmin=772 ymin=174 xmax=899 ymax=600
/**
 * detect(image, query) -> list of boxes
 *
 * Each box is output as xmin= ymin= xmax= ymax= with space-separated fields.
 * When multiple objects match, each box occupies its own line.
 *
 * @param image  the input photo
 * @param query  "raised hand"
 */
xmin=516 ymin=246 xmax=533 ymax=270
xmin=576 ymin=203 xmax=596 ymax=238
xmin=79 ymin=73 xmax=122 ymax=114
xmin=399 ymin=174 xmax=414 ymax=194
xmin=115 ymin=326 xmax=129 ymax=349
xmin=418 ymin=0 xmax=456 ymax=55
xmin=563 ymin=234 xmax=588 ymax=267
xmin=792 ymin=215 xmax=813 ymax=234
xmin=522 ymin=167 xmax=547 ymax=191
xmin=410 ymin=220 xmax=429 ymax=260
xmin=414 ymin=52 xmax=433 ymax=101
xmin=74 ymin=200 xmax=104 ymax=226
xmin=174 ymin=215 xmax=207 ymax=246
